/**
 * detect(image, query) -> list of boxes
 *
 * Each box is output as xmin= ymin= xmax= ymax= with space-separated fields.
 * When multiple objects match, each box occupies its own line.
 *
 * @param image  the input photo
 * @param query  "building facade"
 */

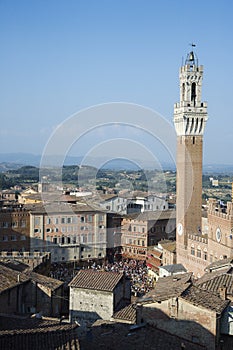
xmin=100 ymin=193 xmax=168 ymax=215
xmin=29 ymin=203 xmax=107 ymax=263
xmin=207 ymin=199 xmax=233 ymax=262
xmin=0 ymin=264 xmax=63 ymax=317
xmin=141 ymin=273 xmax=230 ymax=350
xmin=69 ymin=269 xmax=131 ymax=326
xmin=0 ymin=204 xmax=30 ymax=251
xmin=121 ymin=210 xmax=176 ymax=260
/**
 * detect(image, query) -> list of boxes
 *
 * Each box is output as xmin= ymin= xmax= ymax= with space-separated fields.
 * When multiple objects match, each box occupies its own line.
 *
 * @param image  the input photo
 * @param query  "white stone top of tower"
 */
xmin=174 ymin=49 xmax=208 ymax=136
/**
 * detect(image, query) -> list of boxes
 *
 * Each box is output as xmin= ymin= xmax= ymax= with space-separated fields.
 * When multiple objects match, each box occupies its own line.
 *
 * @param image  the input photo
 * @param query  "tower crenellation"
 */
xmin=174 ymin=51 xmax=208 ymax=137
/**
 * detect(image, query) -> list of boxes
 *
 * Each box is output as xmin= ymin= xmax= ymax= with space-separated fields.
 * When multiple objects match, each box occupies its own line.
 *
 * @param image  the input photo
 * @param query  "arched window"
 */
xmin=182 ymin=83 xmax=185 ymax=101
xmin=191 ymin=244 xmax=195 ymax=255
xmin=191 ymin=82 xmax=196 ymax=105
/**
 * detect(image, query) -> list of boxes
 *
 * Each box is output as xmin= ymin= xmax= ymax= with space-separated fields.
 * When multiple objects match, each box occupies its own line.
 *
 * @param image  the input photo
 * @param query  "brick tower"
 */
xmin=174 ymin=49 xmax=208 ymax=263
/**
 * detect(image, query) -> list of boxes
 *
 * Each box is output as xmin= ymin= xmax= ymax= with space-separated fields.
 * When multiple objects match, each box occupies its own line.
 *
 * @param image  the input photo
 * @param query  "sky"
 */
xmin=0 ymin=0 xmax=233 ymax=167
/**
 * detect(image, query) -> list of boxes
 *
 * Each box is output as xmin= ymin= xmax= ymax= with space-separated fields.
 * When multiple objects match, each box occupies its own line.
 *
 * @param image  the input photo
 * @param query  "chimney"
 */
xmin=219 ymin=286 xmax=227 ymax=300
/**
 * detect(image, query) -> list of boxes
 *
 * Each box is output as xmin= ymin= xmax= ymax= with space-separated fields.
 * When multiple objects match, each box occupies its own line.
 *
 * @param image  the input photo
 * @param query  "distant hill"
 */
xmin=0 ymin=162 xmax=25 ymax=172
xmin=0 ymin=153 xmax=41 ymax=166
xmin=0 ymin=153 xmax=83 ymax=169
xmin=203 ymin=164 xmax=233 ymax=174
xmin=0 ymin=153 xmax=233 ymax=174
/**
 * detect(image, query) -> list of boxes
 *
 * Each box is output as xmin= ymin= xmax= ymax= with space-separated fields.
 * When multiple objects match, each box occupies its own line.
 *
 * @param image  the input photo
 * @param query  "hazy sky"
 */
xmin=1 ymin=0 xmax=233 ymax=166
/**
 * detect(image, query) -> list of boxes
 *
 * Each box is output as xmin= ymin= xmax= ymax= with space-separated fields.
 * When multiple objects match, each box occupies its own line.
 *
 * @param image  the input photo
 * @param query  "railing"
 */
xmin=0 ymin=251 xmax=50 ymax=259
xmin=188 ymin=234 xmax=208 ymax=244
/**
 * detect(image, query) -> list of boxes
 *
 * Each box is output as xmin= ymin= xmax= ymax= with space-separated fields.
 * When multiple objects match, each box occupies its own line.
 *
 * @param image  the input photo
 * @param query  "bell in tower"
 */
xmin=189 ymin=51 xmax=194 ymax=61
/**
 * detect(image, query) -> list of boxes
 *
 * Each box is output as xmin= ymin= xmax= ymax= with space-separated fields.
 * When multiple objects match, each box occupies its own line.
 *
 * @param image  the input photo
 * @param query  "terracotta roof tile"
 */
xmin=112 ymin=304 xmax=137 ymax=322
xmin=26 ymin=271 xmax=63 ymax=291
xmin=69 ymin=270 xmax=124 ymax=291
xmin=0 ymin=263 xmax=63 ymax=294
xmin=79 ymin=320 xmax=206 ymax=350
xmin=159 ymin=241 xmax=176 ymax=253
xmin=196 ymin=273 xmax=233 ymax=296
xmin=124 ymin=209 xmax=176 ymax=221
xmin=0 ymin=265 xmax=30 ymax=294
xmin=205 ymin=256 xmax=233 ymax=272
xmin=140 ymin=272 xmax=192 ymax=302
xmin=181 ymin=285 xmax=230 ymax=314
xmin=0 ymin=314 xmax=80 ymax=350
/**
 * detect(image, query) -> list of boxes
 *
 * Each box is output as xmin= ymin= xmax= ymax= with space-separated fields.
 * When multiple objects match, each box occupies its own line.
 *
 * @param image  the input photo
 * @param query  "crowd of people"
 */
xmin=50 ymin=262 xmax=75 ymax=284
xmin=50 ymin=258 xmax=154 ymax=297
xmin=50 ymin=259 xmax=154 ymax=297
xmin=100 ymin=259 xmax=154 ymax=296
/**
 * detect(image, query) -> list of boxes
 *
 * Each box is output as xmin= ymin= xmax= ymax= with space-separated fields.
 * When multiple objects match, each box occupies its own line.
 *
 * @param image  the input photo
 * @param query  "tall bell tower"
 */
xmin=174 ymin=49 xmax=208 ymax=262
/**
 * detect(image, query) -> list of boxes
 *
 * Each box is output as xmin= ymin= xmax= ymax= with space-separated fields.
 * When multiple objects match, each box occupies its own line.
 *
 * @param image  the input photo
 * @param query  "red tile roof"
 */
xmin=113 ymin=304 xmax=137 ymax=323
xmin=0 ymin=314 xmax=80 ymax=350
xmin=140 ymin=273 xmax=193 ymax=302
xmin=79 ymin=320 xmax=206 ymax=350
xmin=0 ymin=264 xmax=30 ymax=294
xmin=69 ymin=269 xmax=124 ymax=292
xmin=0 ymin=263 xmax=63 ymax=294
xmin=26 ymin=271 xmax=63 ymax=291
xmin=196 ymin=273 xmax=233 ymax=296
xmin=181 ymin=285 xmax=230 ymax=314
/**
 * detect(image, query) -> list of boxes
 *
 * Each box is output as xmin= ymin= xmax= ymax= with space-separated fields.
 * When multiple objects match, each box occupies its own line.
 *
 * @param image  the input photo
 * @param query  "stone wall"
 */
xmin=142 ymin=298 xmax=217 ymax=350
xmin=69 ymin=288 xmax=113 ymax=325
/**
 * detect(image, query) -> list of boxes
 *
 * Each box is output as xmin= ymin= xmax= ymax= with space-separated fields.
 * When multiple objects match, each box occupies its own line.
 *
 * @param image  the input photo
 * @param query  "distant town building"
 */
xmin=0 ymin=189 xmax=17 ymax=201
xmin=99 ymin=192 xmax=168 ymax=215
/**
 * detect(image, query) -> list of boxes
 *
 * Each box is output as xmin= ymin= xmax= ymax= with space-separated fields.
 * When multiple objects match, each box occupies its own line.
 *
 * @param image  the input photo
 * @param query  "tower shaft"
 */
xmin=174 ymin=51 xmax=208 ymax=253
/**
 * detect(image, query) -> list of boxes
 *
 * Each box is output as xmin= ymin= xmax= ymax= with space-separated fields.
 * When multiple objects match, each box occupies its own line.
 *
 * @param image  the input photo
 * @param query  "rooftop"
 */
xmin=26 ymin=201 xmax=106 ymax=215
xmin=0 ymin=262 xmax=63 ymax=294
xmin=0 ymin=259 xmax=30 ymax=272
xmin=124 ymin=209 xmax=176 ymax=221
xmin=69 ymin=269 xmax=124 ymax=292
xmin=160 ymin=264 xmax=187 ymax=274
xmin=78 ymin=320 xmax=206 ymax=350
xmin=26 ymin=271 xmax=63 ymax=291
xmin=0 ymin=314 xmax=80 ymax=350
xmin=158 ymin=240 xmax=176 ymax=253
xmin=181 ymin=285 xmax=230 ymax=314
xmin=112 ymin=303 xmax=137 ymax=323
xmin=196 ymin=273 xmax=233 ymax=296
xmin=139 ymin=272 xmax=192 ymax=303
xmin=205 ymin=257 xmax=233 ymax=272
xmin=0 ymin=264 xmax=30 ymax=294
